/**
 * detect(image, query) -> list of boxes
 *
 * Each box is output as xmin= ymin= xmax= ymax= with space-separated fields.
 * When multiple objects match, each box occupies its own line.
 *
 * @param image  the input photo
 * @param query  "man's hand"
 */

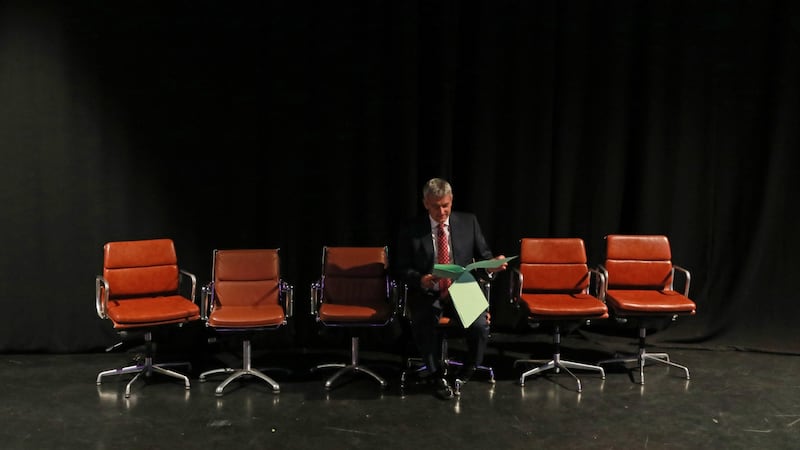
xmin=487 ymin=254 xmax=509 ymax=273
xmin=421 ymin=273 xmax=438 ymax=290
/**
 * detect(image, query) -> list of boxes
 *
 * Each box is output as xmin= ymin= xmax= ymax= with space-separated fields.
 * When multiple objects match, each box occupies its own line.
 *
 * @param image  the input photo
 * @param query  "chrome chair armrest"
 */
xmin=310 ymin=280 xmax=322 ymax=315
xmin=388 ymin=278 xmax=403 ymax=318
xmin=400 ymin=283 xmax=410 ymax=318
xmin=95 ymin=275 xmax=110 ymax=319
xmin=200 ymin=282 xmax=214 ymax=321
xmin=281 ymin=280 xmax=295 ymax=318
xmin=588 ymin=267 xmax=607 ymax=301
xmin=672 ymin=265 xmax=691 ymax=296
xmin=179 ymin=269 xmax=197 ymax=302
xmin=597 ymin=264 xmax=608 ymax=282
xmin=508 ymin=266 xmax=523 ymax=304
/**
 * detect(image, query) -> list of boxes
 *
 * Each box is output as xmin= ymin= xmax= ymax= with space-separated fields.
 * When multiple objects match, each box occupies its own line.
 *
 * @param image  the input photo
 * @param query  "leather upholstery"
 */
xmin=517 ymin=238 xmax=608 ymax=320
xmin=311 ymin=246 xmax=399 ymax=390
xmin=207 ymin=249 xmax=285 ymax=328
xmin=198 ymin=248 xmax=291 ymax=395
xmin=597 ymin=234 xmax=696 ymax=384
xmin=317 ymin=246 xmax=393 ymax=324
xmin=604 ymin=235 xmax=696 ymax=316
xmin=512 ymin=237 xmax=608 ymax=391
xmin=95 ymin=237 xmax=200 ymax=397
xmin=102 ymin=238 xmax=199 ymax=329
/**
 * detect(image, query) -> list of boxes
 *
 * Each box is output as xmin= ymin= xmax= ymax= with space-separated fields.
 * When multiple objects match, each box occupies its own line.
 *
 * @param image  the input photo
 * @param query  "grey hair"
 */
xmin=423 ymin=178 xmax=452 ymax=199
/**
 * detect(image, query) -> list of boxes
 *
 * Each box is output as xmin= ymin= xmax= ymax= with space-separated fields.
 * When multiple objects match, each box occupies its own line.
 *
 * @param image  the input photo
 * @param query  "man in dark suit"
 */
xmin=394 ymin=177 xmax=507 ymax=399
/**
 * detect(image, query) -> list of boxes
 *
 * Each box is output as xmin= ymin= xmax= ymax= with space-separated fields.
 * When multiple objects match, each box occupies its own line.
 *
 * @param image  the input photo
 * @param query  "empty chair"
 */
xmin=310 ymin=246 xmax=402 ymax=390
xmin=95 ymin=238 xmax=201 ymax=398
xmin=199 ymin=248 xmax=294 ymax=396
xmin=597 ymin=234 xmax=696 ymax=384
xmin=510 ymin=238 xmax=608 ymax=392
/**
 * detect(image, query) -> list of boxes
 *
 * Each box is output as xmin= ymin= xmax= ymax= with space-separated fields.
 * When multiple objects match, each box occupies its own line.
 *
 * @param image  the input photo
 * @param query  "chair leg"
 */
xmin=442 ymin=337 xmax=496 ymax=384
xmin=399 ymin=335 xmax=443 ymax=390
xmin=444 ymin=337 xmax=496 ymax=396
xmin=315 ymin=336 xmax=388 ymax=390
xmin=199 ymin=339 xmax=280 ymax=396
xmin=514 ymin=325 xmax=605 ymax=393
xmin=597 ymin=327 xmax=691 ymax=384
xmin=400 ymin=332 xmax=496 ymax=394
xmin=96 ymin=331 xmax=191 ymax=398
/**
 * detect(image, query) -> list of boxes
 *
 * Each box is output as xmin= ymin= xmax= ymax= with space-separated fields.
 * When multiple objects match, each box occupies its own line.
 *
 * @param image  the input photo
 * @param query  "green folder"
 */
xmin=433 ymin=256 xmax=517 ymax=327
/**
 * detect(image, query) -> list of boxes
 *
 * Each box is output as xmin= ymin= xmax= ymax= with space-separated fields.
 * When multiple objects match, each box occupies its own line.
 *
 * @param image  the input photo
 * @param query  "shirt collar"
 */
xmin=429 ymin=216 xmax=450 ymax=230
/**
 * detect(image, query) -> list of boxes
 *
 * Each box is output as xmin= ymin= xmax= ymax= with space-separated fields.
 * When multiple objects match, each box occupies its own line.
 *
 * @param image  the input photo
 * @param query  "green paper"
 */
xmin=447 ymin=271 xmax=490 ymax=328
xmin=433 ymin=255 xmax=517 ymax=279
xmin=432 ymin=256 xmax=517 ymax=327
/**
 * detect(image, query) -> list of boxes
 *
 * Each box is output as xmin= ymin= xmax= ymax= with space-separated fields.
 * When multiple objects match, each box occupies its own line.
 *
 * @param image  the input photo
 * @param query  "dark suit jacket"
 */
xmin=394 ymin=211 xmax=494 ymax=295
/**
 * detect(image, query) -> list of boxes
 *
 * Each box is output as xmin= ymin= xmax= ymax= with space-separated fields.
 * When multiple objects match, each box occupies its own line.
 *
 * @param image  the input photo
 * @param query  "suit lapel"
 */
xmin=449 ymin=212 xmax=461 ymax=264
xmin=420 ymin=217 xmax=435 ymax=259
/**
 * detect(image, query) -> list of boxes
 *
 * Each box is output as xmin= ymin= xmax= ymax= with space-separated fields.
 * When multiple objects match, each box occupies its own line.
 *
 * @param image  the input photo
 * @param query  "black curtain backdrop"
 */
xmin=1 ymin=0 xmax=798 ymax=354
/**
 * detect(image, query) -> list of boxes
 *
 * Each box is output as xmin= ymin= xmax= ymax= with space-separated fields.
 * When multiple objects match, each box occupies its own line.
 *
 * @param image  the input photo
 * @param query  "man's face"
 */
xmin=423 ymin=194 xmax=452 ymax=224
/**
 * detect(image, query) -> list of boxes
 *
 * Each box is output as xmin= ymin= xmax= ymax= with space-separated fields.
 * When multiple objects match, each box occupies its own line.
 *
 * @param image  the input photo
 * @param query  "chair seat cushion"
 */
xmin=606 ymin=289 xmax=696 ymax=315
xmin=107 ymin=295 xmax=200 ymax=328
xmin=207 ymin=304 xmax=286 ymax=328
xmin=519 ymin=293 xmax=609 ymax=319
xmin=318 ymin=302 xmax=392 ymax=324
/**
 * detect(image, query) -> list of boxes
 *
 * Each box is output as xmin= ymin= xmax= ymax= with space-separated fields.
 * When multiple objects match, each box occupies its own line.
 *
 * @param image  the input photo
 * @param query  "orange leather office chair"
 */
xmin=310 ymin=246 xmax=401 ymax=390
xmin=597 ymin=234 xmax=696 ymax=384
xmin=95 ymin=238 xmax=201 ymax=398
xmin=198 ymin=249 xmax=293 ymax=396
xmin=510 ymin=238 xmax=608 ymax=392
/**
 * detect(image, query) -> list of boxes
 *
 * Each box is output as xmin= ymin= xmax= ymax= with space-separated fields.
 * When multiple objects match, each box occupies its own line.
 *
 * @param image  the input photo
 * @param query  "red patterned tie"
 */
xmin=437 ymin=223 xmax=451 ymax=295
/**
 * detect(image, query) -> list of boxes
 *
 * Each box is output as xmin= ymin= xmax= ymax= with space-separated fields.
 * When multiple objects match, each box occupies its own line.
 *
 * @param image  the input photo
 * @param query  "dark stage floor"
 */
xmin=2 ymin=332 xmax=799 ymax=449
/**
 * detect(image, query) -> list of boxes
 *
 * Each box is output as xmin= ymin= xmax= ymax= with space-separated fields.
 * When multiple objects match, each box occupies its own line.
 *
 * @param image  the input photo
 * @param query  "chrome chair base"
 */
xmin=514 ymin=324 xmax=604 ymax=393
xmin=514 ymin=354 xmax=605 ymax=393
xmin=96 ymin=356 xmax=191 ymax=398
xmin=598 ymin=327 xmax=691 ymax=384
xmin=313 ymin=336 xmax=388 ymax=390
xmin=598 ymin=350 xmax=690 ymax=384
xmin=199 ymin=339 xmax=280 ymax=396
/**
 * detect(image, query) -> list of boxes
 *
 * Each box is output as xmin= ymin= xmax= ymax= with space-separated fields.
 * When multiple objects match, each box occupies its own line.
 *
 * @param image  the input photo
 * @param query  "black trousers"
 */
xmin=406 ymin=290 xmax=489 ymax=374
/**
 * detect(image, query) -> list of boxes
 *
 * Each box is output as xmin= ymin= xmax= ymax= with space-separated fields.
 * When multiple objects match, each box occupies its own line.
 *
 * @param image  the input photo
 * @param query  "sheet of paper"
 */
xmin=434 ymin=256 xmax=518 ymax=279
xmin=464 ymin=255 xmax=518 ymax=272
xmin=447 ymin=272 xmax=489 ymax=328
xmin=432 ymin=264 xmax=465 ymax=278
xmin=434 ymin=256 xmax=518 ymax=327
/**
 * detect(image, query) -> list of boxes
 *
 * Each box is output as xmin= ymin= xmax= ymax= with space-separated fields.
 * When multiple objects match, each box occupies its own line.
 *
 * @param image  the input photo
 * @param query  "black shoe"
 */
xmin=402 ymin=368 xmax=431 ymax=387
xmin=402 ymin=367 xmax=445 ymax=389
xmin=422 ymin=366 xmax=447 ymax=382
xmin=456 ymin=365 xmax=476 ymax=384
xmin=434 ymin=376 xmax=454 ymax=400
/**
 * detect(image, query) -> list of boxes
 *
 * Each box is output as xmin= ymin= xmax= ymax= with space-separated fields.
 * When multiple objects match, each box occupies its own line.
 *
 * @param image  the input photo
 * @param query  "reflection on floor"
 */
xmin=2 ymin=331 xmax=799 ymax=449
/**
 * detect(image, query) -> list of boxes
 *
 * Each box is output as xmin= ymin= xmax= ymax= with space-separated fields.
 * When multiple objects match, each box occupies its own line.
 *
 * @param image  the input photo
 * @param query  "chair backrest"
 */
xmin=104 ymin=238 xmax=180 ymax=298
xmin=321 ymin=246 xmax=389 ymax=307
xmin=604 ymin=234 xmax=673 ymax=290
xmin=213 ymin=249 xmax=281 ymax=308
xmin=519 ymin=238 xmax=590 ymax=294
